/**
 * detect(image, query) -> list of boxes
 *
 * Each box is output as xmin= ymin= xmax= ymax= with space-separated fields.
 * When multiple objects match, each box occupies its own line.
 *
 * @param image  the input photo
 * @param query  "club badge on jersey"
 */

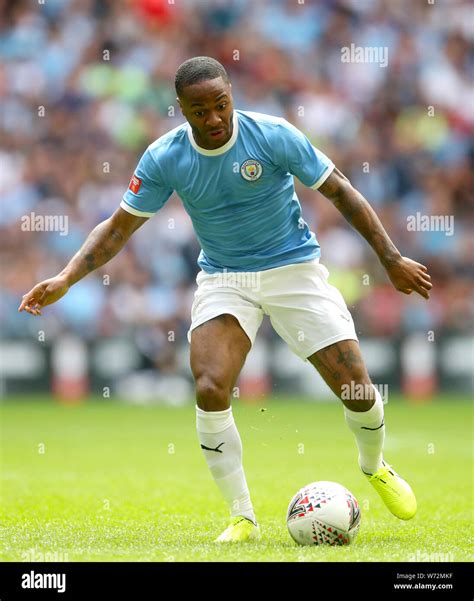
xmin=240 ymin=159 xmax=263 ymax=181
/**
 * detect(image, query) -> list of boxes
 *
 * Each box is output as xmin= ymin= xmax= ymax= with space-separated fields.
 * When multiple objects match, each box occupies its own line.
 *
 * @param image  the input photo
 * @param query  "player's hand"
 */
xmin=384 ymin=256 xmax=432 ymax=299
xmin=18 ymin=276 xmax=70 ymax=316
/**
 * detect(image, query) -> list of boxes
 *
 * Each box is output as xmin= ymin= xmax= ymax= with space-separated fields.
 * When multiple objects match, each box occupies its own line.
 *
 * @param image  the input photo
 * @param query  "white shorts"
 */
xmin=187 ymin=259 xmax=358 ymax=360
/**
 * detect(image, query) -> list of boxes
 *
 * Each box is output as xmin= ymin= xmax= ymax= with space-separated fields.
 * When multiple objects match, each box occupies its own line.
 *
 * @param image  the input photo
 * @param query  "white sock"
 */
xmin=196 ymin=406 xmax=256 ymax=524
xmin=344 ymin=386 xmax=385 ymax=475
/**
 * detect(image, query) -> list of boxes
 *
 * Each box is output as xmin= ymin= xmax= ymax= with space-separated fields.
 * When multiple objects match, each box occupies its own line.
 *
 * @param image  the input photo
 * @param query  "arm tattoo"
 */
xmin=84 ymin=253 xmax=96 ymax=273
xmin=62 ymin=222 xmax=127 ymax=284
xmin=319 ymin=168 xmax=401 ymax=267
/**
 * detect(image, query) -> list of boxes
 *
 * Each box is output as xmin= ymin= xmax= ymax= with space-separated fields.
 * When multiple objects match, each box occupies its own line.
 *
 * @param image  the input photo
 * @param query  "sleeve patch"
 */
xmin=128 ymin=174 xmax=142 ymax=194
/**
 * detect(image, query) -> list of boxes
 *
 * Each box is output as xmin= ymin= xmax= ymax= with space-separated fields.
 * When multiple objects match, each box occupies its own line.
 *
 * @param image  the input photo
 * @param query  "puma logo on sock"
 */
xmin=200 ymin=442 xmax=225 ymax=453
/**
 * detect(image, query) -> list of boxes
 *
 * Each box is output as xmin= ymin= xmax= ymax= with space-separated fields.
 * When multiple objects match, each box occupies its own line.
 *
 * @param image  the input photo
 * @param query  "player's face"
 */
xmin=178 ymin=77 xmax=234 ymax=150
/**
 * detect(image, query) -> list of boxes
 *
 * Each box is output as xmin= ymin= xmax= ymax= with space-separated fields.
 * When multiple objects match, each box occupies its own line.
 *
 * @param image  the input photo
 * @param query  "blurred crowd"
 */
xmin=1 ymin=0 xmax=473 ymax=367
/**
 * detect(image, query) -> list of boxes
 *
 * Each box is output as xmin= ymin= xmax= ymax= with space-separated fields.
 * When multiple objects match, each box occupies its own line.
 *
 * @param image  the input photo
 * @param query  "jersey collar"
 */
xmin=187 ymin=111 xmax=239 ymax=156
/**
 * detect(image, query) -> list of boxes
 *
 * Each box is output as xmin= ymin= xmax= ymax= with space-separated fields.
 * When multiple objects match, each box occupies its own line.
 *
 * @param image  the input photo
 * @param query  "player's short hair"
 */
xmin=175 ymin=56 xmax=229 ymax=97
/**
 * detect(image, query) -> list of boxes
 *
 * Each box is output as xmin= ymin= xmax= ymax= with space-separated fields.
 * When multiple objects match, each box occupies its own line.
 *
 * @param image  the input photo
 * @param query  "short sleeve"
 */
xmin=273 ymin=119 xmax=335 ymax=189
xmin=121 ymin=146 xmax=173 ymax=217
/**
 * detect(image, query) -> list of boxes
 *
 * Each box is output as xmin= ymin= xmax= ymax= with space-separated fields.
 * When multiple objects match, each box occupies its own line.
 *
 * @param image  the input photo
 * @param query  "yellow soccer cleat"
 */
xmin=215 ymin=516 xmax=261 ymax=543
xmin=365 ymin=461 xmax=417 ymax=520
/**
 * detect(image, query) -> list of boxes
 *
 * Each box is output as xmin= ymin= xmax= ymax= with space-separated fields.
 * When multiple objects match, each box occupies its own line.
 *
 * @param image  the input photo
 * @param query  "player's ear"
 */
xmin=177 ymin=97 xmax=184 ymax=114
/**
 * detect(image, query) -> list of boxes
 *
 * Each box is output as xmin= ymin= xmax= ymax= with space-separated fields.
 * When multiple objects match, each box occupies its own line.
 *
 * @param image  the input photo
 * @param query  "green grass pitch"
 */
xmin=1 ymin=396 xmax=472 ymax=562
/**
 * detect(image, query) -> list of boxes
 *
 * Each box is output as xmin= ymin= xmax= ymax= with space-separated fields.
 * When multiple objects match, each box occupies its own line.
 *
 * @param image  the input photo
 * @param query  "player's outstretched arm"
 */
xmin=18 ymin=207 xmax=148 ymax=316
xmin=318 ymin=168 xmax=432 ymax=299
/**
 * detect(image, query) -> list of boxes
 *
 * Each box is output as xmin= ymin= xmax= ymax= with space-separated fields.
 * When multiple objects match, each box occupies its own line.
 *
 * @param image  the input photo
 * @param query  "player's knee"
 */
xmin=195 ymin=375 xmax=230 ymax=411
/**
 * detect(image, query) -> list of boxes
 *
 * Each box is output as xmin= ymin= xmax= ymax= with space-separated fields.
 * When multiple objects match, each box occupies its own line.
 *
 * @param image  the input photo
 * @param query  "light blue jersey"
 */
xmin=121 ymin=110 xmax=334 ymax=273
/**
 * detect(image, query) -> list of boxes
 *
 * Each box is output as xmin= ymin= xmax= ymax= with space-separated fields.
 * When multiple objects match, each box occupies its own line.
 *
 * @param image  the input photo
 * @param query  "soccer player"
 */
xmin=19 ymin=57 xmax=432 ymax=542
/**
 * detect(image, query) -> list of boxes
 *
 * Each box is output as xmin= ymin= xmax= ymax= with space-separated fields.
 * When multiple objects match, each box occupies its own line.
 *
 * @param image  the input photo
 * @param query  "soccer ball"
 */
xmin=286 ymin=481 xmax=361 ymax=546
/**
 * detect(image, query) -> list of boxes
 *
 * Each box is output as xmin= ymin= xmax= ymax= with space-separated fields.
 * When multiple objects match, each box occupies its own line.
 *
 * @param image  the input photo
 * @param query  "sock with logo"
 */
xmin=196 ymin=406 xmax=256 ymax=524
xmin=344 ymin=386 xmax=385 ymax=475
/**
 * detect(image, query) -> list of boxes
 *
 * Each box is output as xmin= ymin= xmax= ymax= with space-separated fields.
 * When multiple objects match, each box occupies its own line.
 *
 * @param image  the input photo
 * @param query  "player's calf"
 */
xmin=308 ymin=339 xmax=375 ymax=412
xmin=309 ymin=340 xmax=384 ymax=474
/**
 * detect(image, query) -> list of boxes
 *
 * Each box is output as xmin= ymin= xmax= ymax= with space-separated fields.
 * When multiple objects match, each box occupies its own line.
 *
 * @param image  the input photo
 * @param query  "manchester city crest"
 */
xmin=240 ymin=159 xmax=263 ymax=181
